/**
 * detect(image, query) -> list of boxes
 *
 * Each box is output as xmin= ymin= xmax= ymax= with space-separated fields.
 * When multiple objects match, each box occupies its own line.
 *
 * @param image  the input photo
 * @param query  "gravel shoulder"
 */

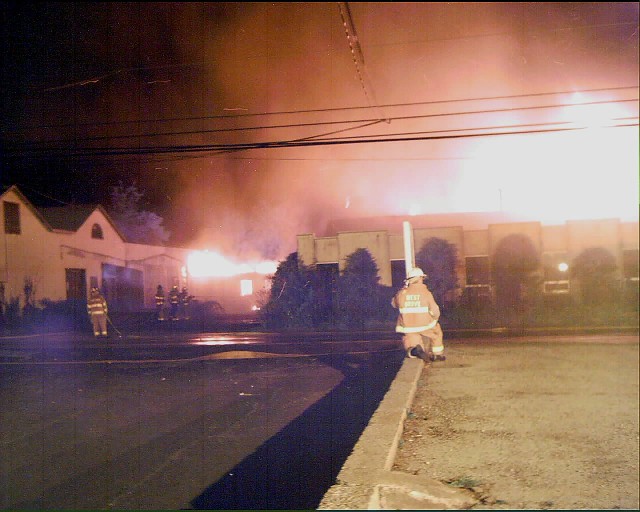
xmin=392 ymin=335 xmax=639 ymax=510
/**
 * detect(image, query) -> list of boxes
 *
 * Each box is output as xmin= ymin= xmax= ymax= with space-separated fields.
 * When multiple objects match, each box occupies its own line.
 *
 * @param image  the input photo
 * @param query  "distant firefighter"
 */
xmin=179 ymin=287 xmax=193 ymax=320
xmin=169 ymin=285 xmax=180 ymax=320
xmin=87 ymin=287 xmax=108 ymax=337
xmin=155 ymin=284 xmax=165 ymax=321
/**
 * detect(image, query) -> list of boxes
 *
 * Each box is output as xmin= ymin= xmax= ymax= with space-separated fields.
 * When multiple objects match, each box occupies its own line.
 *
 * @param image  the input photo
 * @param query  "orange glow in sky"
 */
xmin=457 ymin=123 xmax=638 ymax=224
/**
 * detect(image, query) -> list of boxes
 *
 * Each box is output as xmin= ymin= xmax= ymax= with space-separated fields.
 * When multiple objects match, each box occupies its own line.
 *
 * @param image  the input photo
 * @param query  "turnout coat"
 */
xmin=392 ymin=281 xmax=440 ymax=334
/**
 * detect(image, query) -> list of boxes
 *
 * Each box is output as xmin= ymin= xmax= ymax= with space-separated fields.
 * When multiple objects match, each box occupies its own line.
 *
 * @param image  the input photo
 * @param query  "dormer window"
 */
xmin=91 ymin=223 xmax=104 ymax=239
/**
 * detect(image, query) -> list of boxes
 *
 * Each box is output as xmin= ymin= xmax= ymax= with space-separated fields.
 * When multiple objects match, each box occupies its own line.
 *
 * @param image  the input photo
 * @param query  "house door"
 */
xmin=66 ymin=268 xmax=87 ymax=301
xmin=66 ymin=268 xmax=87 ymax=327
xmin=102 ymin=263 xmax=144 ymax=312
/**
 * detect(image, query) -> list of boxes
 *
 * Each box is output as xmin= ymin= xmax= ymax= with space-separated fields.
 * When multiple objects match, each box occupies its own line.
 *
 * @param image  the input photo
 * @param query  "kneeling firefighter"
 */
xmin=391 ymin=267 xmax=446 ymax=362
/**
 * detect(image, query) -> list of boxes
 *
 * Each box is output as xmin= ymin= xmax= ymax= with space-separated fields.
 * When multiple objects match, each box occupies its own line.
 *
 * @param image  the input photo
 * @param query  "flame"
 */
xmin=187 ymin=250 xmax=278 ymax=278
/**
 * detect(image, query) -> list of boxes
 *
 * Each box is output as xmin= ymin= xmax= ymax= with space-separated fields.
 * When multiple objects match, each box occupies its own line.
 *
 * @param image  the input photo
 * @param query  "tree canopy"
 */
xmin=571 ymin=247 xmax=617 ymax=304
xmin=335 ymin=248 xmax=381 ymax=329
xmin=492 ymin=234 xmax=540 ymax=314
xmin=261 ymin=252 xmax=314 ymax=329
xmin=108 ymin=182 xmax=170 ymax=245
xmin=415 ymin=237 xmax=459 ymax=306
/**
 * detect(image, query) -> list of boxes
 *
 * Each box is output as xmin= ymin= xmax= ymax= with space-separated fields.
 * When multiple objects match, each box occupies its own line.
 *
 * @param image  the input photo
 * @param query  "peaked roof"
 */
xmin=1 ymin=184 xmax=127 ymax=241
xmin=39 ymin=205 xmax=100 ymax=231
xmin=41 ymin=204 xmax=127 ymax=240
xmin=1 ymin=184 xmax=54 ymax=230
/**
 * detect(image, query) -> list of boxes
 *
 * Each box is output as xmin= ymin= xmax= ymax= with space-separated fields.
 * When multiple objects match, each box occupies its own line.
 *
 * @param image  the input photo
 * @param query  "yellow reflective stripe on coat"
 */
xmin=396 ymin=319 xmax=437 ymax=333
xmin=398 ymin=306 xmax=430 ymax=314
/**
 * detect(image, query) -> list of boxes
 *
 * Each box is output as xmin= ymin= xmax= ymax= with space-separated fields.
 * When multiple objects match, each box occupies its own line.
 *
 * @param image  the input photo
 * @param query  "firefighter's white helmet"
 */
xmin=407 ymin=267 xmax=426 ymax=280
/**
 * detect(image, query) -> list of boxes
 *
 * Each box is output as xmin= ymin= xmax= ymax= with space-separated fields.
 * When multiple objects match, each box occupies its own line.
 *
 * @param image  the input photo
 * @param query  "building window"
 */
xmin=316 ymin=262 xmax=339 ymax=274
xmin=464 ymin=256 xmax=491 ymax=300
xmin=91 ymin=223 xmax=104 ymax=239
xmin=623 ymin=249 xmax=639 ymax=281
xmin=465 ymin=256 xmax=490 ymax=286
xmin=240 ymin=279 xmax=253 ymax=296
xmin=542 ymin=252 xmax=570 ymax=294
xmin=391 ymin=260 xmax=407 ymax=289
xmin=3 ymin=201 xmax=20 ymax=234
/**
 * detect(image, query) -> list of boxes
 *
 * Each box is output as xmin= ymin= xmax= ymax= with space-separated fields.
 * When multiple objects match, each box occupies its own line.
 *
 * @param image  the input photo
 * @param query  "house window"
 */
xmin=3 ymin=201 xmax=20 ymax=234
xmin=91 ymin=223 xmax=104 ymax=239
xmin=240 ymin=279 xmax=253 ymax=296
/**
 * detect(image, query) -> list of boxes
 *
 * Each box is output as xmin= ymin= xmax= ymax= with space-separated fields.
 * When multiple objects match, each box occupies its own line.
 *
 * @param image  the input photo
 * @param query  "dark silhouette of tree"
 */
xmin=570 ymin=247 xmax=617 ymax=305
xmin=492 ymin=234 xmax=540 ymax=319
xmin=108 ymin=182 xmax=170 ymax=245
xmin=415 ymin=237 xmax=459 ymax=307
xmin=335 ymin=248 xmax=381 ymax=329
xmin=261 ymin=252 xmax=314 ymax=329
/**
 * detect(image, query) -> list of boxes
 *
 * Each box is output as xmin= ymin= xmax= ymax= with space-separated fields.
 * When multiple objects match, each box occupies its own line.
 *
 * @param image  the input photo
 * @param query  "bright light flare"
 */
xmin=568 ymin=92 xmax=628 ymax=129
xmin=187 ymin=250 xmax=278 ymax=278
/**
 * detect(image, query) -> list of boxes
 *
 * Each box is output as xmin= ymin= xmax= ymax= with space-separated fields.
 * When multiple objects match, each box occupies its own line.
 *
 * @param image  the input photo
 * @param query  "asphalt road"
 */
xmin=0 ymin=330 xmax=404 ymax=510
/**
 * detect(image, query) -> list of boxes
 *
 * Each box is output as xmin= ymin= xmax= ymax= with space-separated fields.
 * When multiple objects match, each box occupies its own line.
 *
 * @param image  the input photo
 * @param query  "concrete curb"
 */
xmin=317 ymin=358 xmax=478 ymax=510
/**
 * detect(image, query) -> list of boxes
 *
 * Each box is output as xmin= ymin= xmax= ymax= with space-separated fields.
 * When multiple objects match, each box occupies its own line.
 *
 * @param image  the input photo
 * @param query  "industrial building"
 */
xmin=297 ymin=212 xmax=639 ymax=303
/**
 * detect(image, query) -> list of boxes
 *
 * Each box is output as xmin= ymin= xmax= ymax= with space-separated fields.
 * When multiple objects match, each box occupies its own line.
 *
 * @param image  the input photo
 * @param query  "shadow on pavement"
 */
xmin=188 ymin=350 xmax=405 ymax=510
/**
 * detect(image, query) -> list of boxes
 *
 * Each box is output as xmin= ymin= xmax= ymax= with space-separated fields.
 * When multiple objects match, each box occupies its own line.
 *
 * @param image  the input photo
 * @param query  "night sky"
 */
xmin=1 ymin=2 xmax=638 ymax=260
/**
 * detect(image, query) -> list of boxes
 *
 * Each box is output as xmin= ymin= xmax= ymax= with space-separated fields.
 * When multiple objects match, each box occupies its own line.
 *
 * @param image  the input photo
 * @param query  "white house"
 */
xmin=0 ymin=185 xmax=188 ymax=313
xmin=1 ymin=184 xmax=275 ymax=317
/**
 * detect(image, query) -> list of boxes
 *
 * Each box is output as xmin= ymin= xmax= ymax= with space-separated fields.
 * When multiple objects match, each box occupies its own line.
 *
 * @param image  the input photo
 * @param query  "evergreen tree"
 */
xmin=492 ymin=234 xmax=539 ymax=318
xmin=415 ymin=237 xmax=459 ymax=307
xmin=571 ymin=247 xmax=617 ymax=305
xmin=261 ymin=252 xmax=314 ymax=329
xmin=336 ymin=248 xmax=381 ymax=329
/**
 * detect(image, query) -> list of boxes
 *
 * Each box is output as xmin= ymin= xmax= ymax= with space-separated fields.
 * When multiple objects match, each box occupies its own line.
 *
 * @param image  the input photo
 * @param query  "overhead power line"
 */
xmin=6 ymin=95 xmax=638 ymax=153
xmin=5 ymin=120 xmax=638 ymax=162
xmin=6 ymin=85 xmax=636 ymax=133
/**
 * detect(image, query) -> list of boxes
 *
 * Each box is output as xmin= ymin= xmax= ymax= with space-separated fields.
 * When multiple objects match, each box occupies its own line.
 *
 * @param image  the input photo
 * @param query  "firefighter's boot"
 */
xmin=409 ymin=345 xmax=430 ymax=362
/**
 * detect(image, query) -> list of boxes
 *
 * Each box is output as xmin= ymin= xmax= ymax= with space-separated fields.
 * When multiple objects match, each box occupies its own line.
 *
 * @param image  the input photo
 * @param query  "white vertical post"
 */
xmin=402 ymin=221 xmax=415 ymax=278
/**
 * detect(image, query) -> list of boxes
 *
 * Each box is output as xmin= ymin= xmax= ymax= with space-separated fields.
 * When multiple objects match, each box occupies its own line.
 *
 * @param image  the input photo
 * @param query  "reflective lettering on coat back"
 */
xmin=404 ymin=294 xmax=422 ymax=308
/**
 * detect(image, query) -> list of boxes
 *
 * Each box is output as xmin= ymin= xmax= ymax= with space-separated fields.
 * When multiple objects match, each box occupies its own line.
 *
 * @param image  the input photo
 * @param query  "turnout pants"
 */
xmin=402 ymin=322 xmax=444 ymax=356
xmin=91 ymin=313 xmax=108 ymax=336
